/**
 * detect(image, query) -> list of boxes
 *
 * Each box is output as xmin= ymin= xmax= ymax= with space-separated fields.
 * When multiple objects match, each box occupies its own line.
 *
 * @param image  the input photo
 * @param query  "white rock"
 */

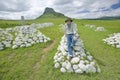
xmin=73 ymin=46 xmax=81 ymax=51
xmin=54 ymin=63 xmax=60 ymax=68
xmin=87 ymin=55 xmax=93 ymax=61
xmin=62 ymin=52 xmax=68 ymax=56
xmin=20 ymin=44 xmax=25 ymax=47
xmin=12 ymin=45 xmax=18 ymax=49
xmin=57 ymin=57 xmax=62 ymax=62
xmin=75 ymin=69 xmax=83 ymax=74
xmin=81 ymin=53 xmax=86 ymax=57
xmin=95 ymin=27 xmax=106 ymax=31
xmin=66 ymin=62 xmax=72 ymax=70
xmin=73 ymin=64 xmax=79 ymax=70
xmin=78 ymin=63 xmax=86 ymax=71
xmin=0 ymin=43 xmax=4 ymax=50
xmin=26 ymin=43 xmax=31 ymax=47
xmin=116 ymin=44 xmax=120 ymax=48
xmin=60 ymin=67 xmax=66 ymax=73
xmin=67 ymin=67 xmax=74 ymax=73
xmin=86 ymin=64 xmax=96 ymax=73
xmin=71 ymin=57 xmax=80 ymax=64
xmin=90 ymin=61 xmax=95 ymax=66
xmin=54 ymin=55 xmax=58 ymax=60
xmin=79 ymin=60 xmax=85 ymax=64
xmin=97 ymin=66 xmax=101 ymax=73
xmin=62 ymin=62 xmax=67 ymax=68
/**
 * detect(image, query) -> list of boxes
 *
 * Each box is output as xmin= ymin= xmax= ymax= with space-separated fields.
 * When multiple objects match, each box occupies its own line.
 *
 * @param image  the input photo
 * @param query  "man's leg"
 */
xmin=71 ymin=34 xmax=76 ymax=47
xmin=67 ymin=34 xmax=73 ymax=56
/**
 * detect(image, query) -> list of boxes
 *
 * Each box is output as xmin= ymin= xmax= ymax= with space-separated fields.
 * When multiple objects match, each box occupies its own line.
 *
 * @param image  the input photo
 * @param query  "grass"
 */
xmin=0 ymin=18 xmax=120 ymax=80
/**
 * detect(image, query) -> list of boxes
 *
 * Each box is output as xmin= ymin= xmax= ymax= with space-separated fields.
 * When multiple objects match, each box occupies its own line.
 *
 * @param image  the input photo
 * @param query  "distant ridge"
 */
xmin=84 ymin=16 xmax=120 ymax=20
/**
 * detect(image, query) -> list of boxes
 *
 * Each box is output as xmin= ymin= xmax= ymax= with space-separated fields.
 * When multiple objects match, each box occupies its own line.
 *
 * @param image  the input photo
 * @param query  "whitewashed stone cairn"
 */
xmin=103 ymin=33 xmax=120 ymax=48
xmin=85 ymin=24 xmax=96 ymax=29
xmin=12 ymin=25 xmax=51 ymax=49
xmin=30 ymin=22 xmax=54 ymax=29
xmin=59 ymin=24 xmax=65 ymax=32
xmin=54 ymin=35 xmax=101 ymax=74
xmin=0 ymin=22 xmax=53 ymax=50
xmin=85 ymin=24 xmax=106 ymax=31
xmin=95 ymin=27 xmax=106 ymax=31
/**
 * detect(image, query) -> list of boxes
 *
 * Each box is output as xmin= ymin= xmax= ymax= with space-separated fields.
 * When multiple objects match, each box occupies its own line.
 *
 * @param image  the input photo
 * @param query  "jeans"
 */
xmin=67 ymin=34 xmax=75 ymax=56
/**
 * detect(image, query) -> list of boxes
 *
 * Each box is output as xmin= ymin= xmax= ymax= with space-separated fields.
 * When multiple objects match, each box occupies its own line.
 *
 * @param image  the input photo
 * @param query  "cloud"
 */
xmin=0 ymin=0 xmax=120 ymax=19
xmin=53 ymin=0 xmax=73 ymax=5
xmin=53 ymin=0 xmax=120 ymax=19
xmin=0 ymin=0 xmax=50 ymax=19
xmin=0 ymin=0 xmax=30 ymax=12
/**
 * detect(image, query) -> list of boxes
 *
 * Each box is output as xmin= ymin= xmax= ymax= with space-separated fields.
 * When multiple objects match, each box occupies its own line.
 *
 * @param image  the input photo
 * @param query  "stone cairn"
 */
xmin=53 ymin=35 xmax=101 ymax=74
xmin=103 ymin=33 xmax=120 ymax=48
xmin=0 ymin=22 xmax=53 ymax=50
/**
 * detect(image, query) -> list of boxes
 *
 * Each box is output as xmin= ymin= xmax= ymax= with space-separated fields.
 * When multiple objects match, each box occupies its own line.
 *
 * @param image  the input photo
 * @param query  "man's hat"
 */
xmin=65 ymin=18 xmax=73 ymax=22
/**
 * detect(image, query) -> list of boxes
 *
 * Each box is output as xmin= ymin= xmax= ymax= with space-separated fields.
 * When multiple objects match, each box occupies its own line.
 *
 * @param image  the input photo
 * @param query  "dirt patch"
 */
xmin=33 ymin=62 xmax=41 ymax=69
xmin=43 ymin=40 xmax=57 ymax=52
xmin=28 ymin=62 xmax=41 ymax=80
xmin=40 ymin=40 xmax=57 ymax=61
xmin=7 ymin=53 xmax=15 ymax=60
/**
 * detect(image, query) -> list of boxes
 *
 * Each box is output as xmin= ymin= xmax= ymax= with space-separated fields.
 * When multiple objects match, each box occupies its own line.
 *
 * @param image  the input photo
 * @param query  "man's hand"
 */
xmin=74 ymin=33 xmax=77 ymax=37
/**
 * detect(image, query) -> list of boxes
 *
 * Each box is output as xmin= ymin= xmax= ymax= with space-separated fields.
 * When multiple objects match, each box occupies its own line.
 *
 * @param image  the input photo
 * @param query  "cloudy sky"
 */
xmin=0 ymin=0 xmax=120 ymax=19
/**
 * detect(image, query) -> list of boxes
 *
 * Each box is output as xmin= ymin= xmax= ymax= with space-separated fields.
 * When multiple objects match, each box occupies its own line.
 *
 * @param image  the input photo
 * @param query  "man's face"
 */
xmin=66 ymin=21 xmax=71 ymax=25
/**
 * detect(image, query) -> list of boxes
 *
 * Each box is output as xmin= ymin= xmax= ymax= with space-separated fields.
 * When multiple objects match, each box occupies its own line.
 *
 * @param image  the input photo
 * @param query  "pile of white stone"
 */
xmin=54 ymin=35 xmax=100 ymax=74
xmin=0 ymin=28 xmax=13 ymax=50
xmin=85 ymin=24 xmax=106 ymax=31
xmin=59 ymin=24 xmax=65 ymax=32
xmin=30 ymin=22 xmax=54 ymax=29
xmin=12 ymin=25 xmax=50 ymax=49
xmin=103 ymin=33 xmax=120 ymax=48
xmin=95 ymin=27 xmax=106 ymax=31
xmin=85 ymin=24 xmax=96 ymax=29
xmin=0 ymin=22 xmax=52 ymax=50
xmin=59 ymin=24 xmax=64 ymax=27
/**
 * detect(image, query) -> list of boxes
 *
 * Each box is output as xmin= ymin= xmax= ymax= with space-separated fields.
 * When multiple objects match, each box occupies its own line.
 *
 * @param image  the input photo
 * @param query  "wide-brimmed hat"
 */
xmin=65 ymin=18 xmax=73 ymax=22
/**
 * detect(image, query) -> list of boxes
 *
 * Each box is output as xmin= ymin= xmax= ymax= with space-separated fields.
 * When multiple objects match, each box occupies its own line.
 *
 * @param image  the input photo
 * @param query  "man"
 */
xmin=64 ymin=18 xmax=78 ymax=61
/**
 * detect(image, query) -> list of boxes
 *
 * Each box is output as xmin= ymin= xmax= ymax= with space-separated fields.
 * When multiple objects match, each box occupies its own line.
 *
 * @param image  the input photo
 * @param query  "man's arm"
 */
xmin=73 ymin=23 xmax=77 ymax=36
xmin=64 ymin=24 xmax=67 ymax=37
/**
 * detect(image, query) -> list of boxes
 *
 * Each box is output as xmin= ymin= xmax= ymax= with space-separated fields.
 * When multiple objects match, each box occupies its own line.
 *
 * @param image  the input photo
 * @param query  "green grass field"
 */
xmin=0 ymin=18 xmax=120 ymax=80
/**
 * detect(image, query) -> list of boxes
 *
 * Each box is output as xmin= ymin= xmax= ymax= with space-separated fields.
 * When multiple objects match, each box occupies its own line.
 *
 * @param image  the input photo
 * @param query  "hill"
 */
xmin=37 ymin=7 xmax=67 ymax=19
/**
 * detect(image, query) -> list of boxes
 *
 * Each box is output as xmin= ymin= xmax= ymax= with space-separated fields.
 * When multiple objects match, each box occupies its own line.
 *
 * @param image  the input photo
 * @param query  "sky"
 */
xmin=0 ymin=0 xmax=120 ymax=20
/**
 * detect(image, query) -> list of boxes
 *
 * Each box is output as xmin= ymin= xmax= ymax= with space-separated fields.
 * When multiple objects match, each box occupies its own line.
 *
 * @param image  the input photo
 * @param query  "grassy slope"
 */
xmin=0 ymin=18 xmax=120 ymax=80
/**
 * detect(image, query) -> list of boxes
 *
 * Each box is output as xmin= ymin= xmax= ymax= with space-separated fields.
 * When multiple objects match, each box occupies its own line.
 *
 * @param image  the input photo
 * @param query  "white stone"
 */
xmin=97 ymin=66 xmax=101 ymax=73
xmin=71 ymin=57 xmax=80 ymax=64
xmin=78 ymin=63 xmax=86 ymax=71
xmin=86 ymin=64 xmax=96 ymax=73
xmin=73 ymin=64 xmax=79 ymax=70
xmin=26 ymin=43 xmax=31 ymax=47
xmin=87 ymin=55 xmax=93 ymax=61
xmin=116 ymin=44 xmax=120 ymax=48
xmin=12 ymin=45 xmax=18 ymax=49
xmin=54 ymin=63 xmax=60 ymax=68
xmin=75 ymin=69 xmax=83 ymax=74
xmin=60 ymin=67 xmax=66 ymax=73
xmin=95 ymin=27 xmax=106 ymax=31
xmin=62 ymin=62 xmax=67 ymax=68
xmin=66 ymin=62 xmax=72 ymax=70
xmin=67 ymin=67 xmax=74 ymax=73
